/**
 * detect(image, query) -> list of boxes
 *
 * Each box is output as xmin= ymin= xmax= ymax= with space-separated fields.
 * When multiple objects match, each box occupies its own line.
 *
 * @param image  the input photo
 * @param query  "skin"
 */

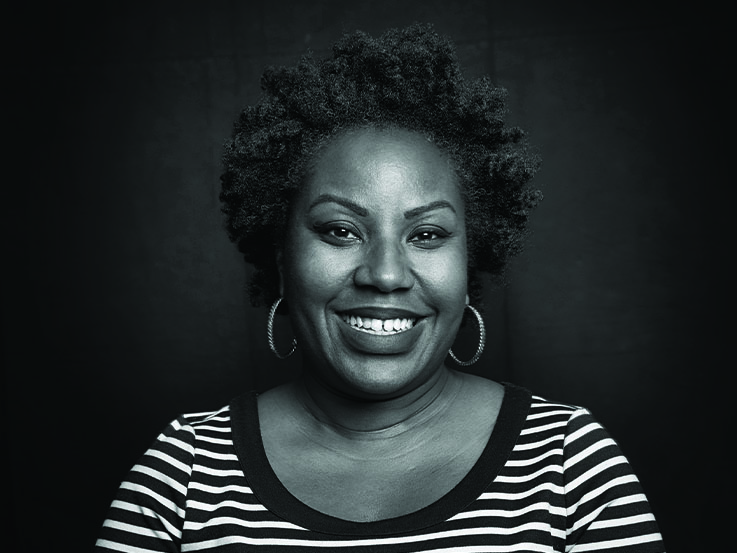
xmin=283 ymin=127 xmax=468 ymax=402
xmin=258 ymin=127 xmax=504 ymax=521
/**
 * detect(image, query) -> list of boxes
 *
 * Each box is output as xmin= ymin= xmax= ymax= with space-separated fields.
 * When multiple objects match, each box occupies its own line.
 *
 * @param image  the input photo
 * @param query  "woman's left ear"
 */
xmin=465 ymin=294 xmax=470 ymax=305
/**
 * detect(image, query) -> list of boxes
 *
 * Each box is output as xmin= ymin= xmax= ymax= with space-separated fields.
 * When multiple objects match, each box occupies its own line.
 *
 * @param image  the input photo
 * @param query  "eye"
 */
xmin=329 ymin=227 xmax=357 ymax=240
xmin=412 ymin=230 xmax=439 ymax=241
xmin=409 ymin=227 xmax=450 ymax=248
xmin=315 ymin=222 xmax=361 ymax=245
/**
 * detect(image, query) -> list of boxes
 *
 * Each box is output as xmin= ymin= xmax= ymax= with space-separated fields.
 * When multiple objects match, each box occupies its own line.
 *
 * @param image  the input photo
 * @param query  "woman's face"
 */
xmin=280 ymin=127 xmax=468 ymax=400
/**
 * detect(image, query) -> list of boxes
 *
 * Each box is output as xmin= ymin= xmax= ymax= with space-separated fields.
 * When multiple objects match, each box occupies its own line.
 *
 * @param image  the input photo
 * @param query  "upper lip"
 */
xmin=337 ymin=307 xmax=425 ymax=320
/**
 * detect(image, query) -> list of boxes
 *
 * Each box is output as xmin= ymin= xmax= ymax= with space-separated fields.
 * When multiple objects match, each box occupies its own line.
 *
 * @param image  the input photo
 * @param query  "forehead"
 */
xmin=303 ymin=127 xmax=462 ymax=209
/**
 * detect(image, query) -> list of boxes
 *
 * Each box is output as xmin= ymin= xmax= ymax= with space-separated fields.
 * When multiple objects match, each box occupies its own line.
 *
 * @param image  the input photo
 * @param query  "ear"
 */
xmin=465 ymin=293 xmax=470 ymax=305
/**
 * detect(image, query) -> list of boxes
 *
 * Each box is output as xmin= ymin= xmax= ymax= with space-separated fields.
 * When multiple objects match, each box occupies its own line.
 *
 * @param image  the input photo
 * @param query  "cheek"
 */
xmin=282 ymin=238 xmax=351 ymax=311
xmin=420 ymin=245 xmax=468 ymax=302
xmin=430 ymin=255 xmax=468 ymax=340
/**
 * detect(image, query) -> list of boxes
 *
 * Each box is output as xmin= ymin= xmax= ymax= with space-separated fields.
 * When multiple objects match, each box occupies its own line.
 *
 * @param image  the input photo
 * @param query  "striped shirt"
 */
xmin=95 ymin=384 xmax=665 ymax=552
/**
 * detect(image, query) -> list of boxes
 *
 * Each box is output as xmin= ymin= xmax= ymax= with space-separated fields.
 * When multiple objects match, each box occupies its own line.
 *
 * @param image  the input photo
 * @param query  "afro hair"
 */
xmin=220 ymin=23 xmax=541 ymax=308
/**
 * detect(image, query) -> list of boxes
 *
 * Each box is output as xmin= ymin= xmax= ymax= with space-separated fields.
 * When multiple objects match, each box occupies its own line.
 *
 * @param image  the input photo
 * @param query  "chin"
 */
xmin=334 ymin=357 xmax=439 ymax=401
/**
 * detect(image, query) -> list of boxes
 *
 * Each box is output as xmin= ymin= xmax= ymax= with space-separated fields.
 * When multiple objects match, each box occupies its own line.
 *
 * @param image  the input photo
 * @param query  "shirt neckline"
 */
xmin=230 ymin=381 xmax=531 ymax=537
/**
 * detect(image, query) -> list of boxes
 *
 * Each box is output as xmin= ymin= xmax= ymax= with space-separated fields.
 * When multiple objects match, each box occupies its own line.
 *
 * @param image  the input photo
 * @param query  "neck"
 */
xmin=294 ymin=367 xmax=462 ymax=437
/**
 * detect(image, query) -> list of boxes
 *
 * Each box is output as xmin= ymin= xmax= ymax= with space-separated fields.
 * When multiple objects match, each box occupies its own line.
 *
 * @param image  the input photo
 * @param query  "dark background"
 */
xmin=5 ymin=1 xmax=728 ymax=551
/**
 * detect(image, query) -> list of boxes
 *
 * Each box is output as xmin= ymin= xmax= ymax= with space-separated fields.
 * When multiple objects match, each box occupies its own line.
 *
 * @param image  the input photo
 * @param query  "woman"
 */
xmin=96 ymin=25 xmax=664 ymax=551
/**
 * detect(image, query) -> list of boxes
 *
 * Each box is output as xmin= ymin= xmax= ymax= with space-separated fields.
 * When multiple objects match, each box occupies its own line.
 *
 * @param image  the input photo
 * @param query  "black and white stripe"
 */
xmin=96 ymin=385 xmax=664 ymax=552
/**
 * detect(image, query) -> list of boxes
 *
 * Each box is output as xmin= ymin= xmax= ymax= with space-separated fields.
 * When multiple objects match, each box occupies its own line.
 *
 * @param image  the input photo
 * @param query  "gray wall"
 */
xmin=6 ymin=1 xmax=726 ymax=550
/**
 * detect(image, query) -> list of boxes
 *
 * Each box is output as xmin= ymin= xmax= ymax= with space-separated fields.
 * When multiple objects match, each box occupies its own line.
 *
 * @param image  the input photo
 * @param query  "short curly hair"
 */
xmin=220 ymin=23 xmax=541 ymax=308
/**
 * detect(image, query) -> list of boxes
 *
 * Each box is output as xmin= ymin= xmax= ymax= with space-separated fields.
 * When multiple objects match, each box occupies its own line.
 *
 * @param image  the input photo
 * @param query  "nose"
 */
xmin=354 ymin=238 xmax=414 ymax=292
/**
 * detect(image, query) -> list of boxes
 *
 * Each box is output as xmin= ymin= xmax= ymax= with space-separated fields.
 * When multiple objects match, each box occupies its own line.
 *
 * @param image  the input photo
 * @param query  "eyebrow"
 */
xmin=403 ymin=200 xmax=457 ymax=219
xmin=308 ymin=194 xmax=456 ymax=219
xmin=308 ymin=194 xmax=368 ymax=217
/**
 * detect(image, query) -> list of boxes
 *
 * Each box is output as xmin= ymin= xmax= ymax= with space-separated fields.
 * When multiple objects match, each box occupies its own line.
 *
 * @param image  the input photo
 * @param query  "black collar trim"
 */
xmin=230 ymin=382 xmax=532 ymax=537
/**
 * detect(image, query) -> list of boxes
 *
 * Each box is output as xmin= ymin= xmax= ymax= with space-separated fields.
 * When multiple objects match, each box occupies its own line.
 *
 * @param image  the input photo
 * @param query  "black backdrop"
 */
xmin=5 ymin=2 xmax=728 ymax=550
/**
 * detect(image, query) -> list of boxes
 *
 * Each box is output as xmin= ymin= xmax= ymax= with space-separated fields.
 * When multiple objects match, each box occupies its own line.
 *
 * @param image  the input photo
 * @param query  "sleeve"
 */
xmin=563 ymin=408 xmax=666 ymax=552
xmin=95 ymin=417 xmax=196 ymax=552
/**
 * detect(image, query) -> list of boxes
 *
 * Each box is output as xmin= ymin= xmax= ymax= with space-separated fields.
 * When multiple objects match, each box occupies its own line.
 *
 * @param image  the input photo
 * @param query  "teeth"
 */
xmin=341 ymin=315 xmax=416 ymax=334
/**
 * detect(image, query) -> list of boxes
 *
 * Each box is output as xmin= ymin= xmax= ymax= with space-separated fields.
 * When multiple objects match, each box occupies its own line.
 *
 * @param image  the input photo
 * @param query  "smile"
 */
xmin=341 ymin=314 xmax=417 ymax=335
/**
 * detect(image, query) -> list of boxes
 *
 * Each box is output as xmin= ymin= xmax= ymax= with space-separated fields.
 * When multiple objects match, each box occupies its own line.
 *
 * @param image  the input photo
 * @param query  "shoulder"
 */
xmin=510 ymin=391 xmax=633 ymax=476
xmin=180 ymin=404 xmax=233 ymax=434
xmin=523 ymin=394 xmax=650 ymax=508
xmin=525 ymin=394 xmax=581 ymax=430
xmin=519 ymin=396 xmax=664 ymax=549
xmin=524 ymin=395 xmax=621 ymax=457
xmin=522 ymin=393 xmax=620 ymax=453
xmin=142 ymin=404 xmax=233 ymax=468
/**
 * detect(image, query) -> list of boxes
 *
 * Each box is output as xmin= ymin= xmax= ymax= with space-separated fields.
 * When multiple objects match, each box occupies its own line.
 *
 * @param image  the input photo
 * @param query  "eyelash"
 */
xmin=325 ymin=225 xmax=359 ymax=242
xmin=410 ymin=229 xmax=448 ymax=243
xmin=316 ymin=223 xmax=449 ymax=247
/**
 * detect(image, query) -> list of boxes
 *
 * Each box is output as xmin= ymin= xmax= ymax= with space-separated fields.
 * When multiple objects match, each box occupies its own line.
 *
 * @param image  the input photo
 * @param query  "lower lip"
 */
xmin=336 ymin=315 xmax=423 ymax=355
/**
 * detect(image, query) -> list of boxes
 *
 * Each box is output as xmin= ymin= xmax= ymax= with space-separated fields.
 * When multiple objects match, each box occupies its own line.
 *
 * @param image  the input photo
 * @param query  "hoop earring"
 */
xmin=448 ymin=304 xmax=486 ymax=366
xmin=267 ymin=297 xmax=297 ymax=359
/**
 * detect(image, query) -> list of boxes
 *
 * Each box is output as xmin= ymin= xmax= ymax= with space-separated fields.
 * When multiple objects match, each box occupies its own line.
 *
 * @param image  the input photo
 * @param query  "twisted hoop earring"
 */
xmin=448 ymin=304 xmax=486 ymax=366
xmin=267 ymin=297 xmax=297 ymax=359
